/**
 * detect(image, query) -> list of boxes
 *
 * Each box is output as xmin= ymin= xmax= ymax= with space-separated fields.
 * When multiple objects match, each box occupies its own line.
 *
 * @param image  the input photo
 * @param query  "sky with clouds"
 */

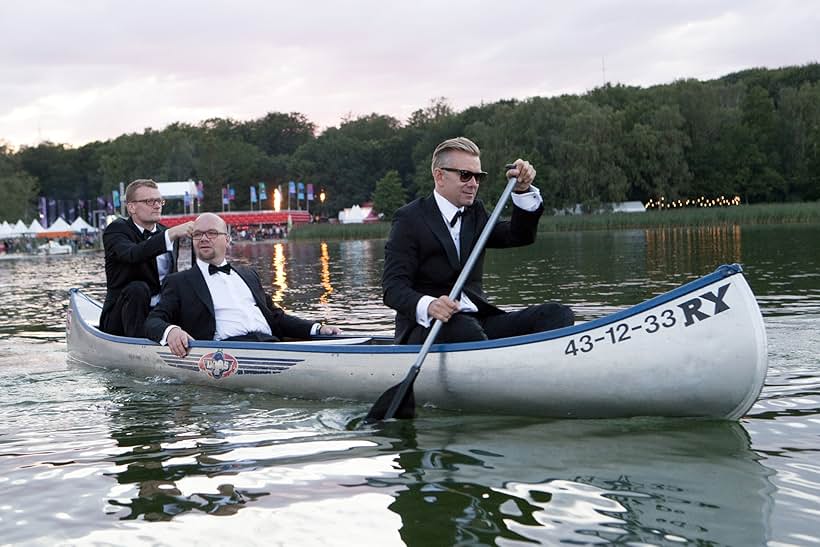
xmin=1 ymin=0 xmax=818 ymax=148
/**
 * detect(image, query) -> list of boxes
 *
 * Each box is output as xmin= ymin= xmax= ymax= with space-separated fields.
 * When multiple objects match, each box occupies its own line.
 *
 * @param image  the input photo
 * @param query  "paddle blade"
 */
xmin=364 ymin=383 xmax=416 ymax=423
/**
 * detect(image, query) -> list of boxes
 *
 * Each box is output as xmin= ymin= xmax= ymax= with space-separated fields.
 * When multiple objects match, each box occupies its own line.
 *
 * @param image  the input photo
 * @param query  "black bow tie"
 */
xmin=141 ymin=230 xmax=153 ymax=240
xmin=208 ymin=263 xmax=231 ymax=275
xmin=449 ymin=210 xmax=463 ymax=227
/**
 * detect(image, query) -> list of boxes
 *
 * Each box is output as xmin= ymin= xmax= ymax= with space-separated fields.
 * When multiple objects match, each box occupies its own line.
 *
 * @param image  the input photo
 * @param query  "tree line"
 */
xmin=2 ymin=63 xmax=819 ymax=223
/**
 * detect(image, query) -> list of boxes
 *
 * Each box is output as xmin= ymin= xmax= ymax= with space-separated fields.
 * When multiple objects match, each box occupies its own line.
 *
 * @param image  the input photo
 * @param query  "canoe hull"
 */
xmin=66 ymin=264 xmax=768 ymax=419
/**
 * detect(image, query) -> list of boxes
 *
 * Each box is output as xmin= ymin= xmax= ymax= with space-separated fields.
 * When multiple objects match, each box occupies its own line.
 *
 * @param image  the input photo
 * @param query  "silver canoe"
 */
xmin=66 ymin=264 xmax=768 ymax=419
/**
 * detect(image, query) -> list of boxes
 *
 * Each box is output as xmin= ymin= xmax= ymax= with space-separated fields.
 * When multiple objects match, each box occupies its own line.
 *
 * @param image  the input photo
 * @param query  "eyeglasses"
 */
xmin=131 ymin=198 xmax=166 ymax=207
xmin=439 ymin=167 xmax=487 ymax=184
xmin=192 ymin=230 xmax=228 ymax=240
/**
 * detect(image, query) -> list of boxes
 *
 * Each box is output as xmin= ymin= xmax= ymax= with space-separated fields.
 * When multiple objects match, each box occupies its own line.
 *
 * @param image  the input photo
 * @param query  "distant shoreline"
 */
xmin=288 ymin=202 xmax=820 ymax=240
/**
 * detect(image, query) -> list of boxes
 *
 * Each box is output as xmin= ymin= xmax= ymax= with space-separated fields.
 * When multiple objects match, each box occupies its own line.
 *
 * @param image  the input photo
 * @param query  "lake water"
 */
xmin=1 ymin=224 xmax=818 ymax=546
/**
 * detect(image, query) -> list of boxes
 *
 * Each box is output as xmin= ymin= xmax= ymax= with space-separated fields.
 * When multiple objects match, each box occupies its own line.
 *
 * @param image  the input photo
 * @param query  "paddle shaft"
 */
xmin=381 ymin=172 xmax=520 ymax=420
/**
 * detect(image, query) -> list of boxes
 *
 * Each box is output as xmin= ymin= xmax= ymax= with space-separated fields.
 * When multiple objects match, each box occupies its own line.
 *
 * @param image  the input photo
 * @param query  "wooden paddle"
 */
xmin=365 ymin=165 xmax=521 ymax=422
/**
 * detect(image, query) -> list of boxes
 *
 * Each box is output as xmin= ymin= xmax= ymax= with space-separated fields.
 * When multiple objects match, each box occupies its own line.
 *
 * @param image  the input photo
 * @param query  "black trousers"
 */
xmin=405 ymin=302 xmax=574 ymax=345
xmin=101 ymin=281 xmax=153 ymax=338
xmin=223 ymin=332 xmax=281 ymax=342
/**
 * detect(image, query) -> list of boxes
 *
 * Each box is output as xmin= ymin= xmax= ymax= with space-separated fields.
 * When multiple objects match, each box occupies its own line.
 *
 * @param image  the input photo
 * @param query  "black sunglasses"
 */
xmin=439 ymin=167 xmax=488 ymax=184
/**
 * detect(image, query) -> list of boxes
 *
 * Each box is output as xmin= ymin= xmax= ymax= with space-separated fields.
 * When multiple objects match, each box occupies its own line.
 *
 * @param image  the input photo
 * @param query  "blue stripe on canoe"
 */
xmin=70 ymin=263 xmax=743 ymax=355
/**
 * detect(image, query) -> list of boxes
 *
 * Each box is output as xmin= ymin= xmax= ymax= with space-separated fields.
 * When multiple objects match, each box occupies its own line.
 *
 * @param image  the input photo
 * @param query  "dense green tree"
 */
xmin=0 ymin=144 xmax=39 ymax=221
xmin=371 ymin=170 xmax=407 ymax=221
xmin=4 ymin=63 xmax=820 ymax=216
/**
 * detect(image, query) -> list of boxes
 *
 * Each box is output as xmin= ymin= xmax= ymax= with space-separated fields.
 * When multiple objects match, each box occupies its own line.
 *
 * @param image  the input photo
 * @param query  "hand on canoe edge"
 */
xmin=428 ymin=296 xmax=461 ymax=323
xmin=319 ymin=324 xmax=342 ymax=335
xmin=167 ymin=326 xmax=194 ymax=357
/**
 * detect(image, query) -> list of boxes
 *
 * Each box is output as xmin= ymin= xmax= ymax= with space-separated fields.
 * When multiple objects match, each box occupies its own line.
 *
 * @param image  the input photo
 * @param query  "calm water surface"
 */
xmin=1 ymin=224 xmax=818 ymax=546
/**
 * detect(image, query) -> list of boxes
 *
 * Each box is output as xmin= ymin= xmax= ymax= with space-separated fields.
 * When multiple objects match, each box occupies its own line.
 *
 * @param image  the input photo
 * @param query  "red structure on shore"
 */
xmin=162 ymin=210 xmax=311 ymax=228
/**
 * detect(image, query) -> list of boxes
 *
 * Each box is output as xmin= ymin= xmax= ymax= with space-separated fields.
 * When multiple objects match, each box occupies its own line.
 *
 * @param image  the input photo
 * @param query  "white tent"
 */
xmin=13 ymin=220 xmax=28 ymax=236
xmin=0 ymin=221 xmax=10 ymax=237
xmin=28 ymin=219 xmax=44 ymax=234
xmin=39 ymin=217 xmax=72 ymax=235
xmin=157 ymin=181 xmax=198 ymax=199
xmin=70 ymin=216 xmax=98 ymax=233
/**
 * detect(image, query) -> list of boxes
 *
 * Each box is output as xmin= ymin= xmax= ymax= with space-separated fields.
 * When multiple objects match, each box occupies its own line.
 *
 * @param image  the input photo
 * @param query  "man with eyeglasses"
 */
xmin=100 ymin=179 xmax=194 ymax=337
xmin=383 ymin=136 xmax=574 ymax=344
xmin=145 ymin=212 xmax=341 ymax=357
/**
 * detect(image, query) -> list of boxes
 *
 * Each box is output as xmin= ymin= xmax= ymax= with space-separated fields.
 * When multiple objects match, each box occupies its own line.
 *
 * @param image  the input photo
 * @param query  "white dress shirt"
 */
xmin=196 ymin=259 xmax=272 ymax=340
xmin=134 ymin=223 xmax=174 ymax=307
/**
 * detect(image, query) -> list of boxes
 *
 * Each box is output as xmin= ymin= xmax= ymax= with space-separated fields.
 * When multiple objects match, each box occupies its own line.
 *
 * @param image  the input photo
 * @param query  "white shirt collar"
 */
xmin=196 ymin=258 xmax=228 ymax=277
xmin=132 ymin=219 xmax=157 ymax=235
xmin=433 ymin=190 xmax=462 ymax=223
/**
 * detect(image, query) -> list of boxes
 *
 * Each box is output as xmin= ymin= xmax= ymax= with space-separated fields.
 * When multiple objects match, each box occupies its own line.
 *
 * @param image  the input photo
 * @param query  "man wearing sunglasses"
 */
xmin=383 ymin=137 xmax=574 ymax=344
xmin=145 ymin=213 xmax=341 ymax=357
xmin=100 ymin=179 xmax=194 ymax=337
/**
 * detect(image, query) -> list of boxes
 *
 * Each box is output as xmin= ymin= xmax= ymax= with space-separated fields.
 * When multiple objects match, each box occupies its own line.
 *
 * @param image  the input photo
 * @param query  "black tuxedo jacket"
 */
xmin=100 ymin=217 xmax=179 ymax=330
xmin=382 ymin=194 xmax=543 ymax=343
xmin=144 ymin=264 xmax=315 ymax=342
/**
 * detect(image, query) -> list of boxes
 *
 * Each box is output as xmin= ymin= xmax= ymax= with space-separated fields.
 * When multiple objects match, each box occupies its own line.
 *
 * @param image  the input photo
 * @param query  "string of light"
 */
xmin=644 ymin=195 xmax=742 ymax=210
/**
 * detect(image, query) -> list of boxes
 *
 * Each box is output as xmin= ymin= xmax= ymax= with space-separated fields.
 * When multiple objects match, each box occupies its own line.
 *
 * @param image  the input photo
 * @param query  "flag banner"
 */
xmin=197 ymin=181 xmax=204 ymax=200
xmin=222 ymin=187 xmax=228 ymax=205
xmin=184 ymin=192 xmax=191 ymax=206
xmin=259 ymin=182 xmax=267 ymax=200
xmin=307 ymin=183 xmax=314 ymax=201
xmin=229 ymin=187 xmax=236 ymax=201
xmin=112 ymin=190 xmax=120 ymax=208
xmin=289 ymin=181 xmax=296 ymax=194
xmin=250 ymin=186 xmax=257 ymax=203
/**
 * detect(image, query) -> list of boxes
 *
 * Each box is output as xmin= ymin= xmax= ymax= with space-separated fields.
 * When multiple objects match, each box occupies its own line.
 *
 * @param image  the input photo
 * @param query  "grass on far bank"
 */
xmin=288 ymin=202 xmax=820 ymax=240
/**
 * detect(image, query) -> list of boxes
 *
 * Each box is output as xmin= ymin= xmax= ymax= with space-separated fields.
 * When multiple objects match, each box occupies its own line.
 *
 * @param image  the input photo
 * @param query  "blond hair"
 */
xmin=124 ymin=179 xmax=159 ymax=203
xmin=431 ymin=137 xmax=481 ymax=176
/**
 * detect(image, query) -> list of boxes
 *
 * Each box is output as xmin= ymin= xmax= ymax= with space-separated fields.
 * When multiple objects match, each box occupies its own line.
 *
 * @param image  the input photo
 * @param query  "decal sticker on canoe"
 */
xmin=159 ymin=351 xmax=304 ymax=377
xmin=198 ymin=350 xmax=238 ymax=379
xmin=564 ymin=283 xmax=732 ymax=357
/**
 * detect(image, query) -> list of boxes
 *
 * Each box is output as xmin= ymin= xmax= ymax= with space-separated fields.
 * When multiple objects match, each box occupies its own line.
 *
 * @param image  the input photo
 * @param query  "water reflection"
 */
xmin=645 ymin=225 xmax=743 ymax=278
xmin=99 ymin=378 xmax=376 ymax=522
xmin=320 ymin=242 xmax=334 ymax=305
xmin=271 ymin=243 xmax=287 ymax=304
xmin=371 ymin=418 xmax=775 ymax=546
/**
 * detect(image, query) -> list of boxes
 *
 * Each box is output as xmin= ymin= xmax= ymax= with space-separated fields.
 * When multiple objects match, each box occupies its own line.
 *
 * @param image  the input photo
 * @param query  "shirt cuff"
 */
xmin=511 ymin=185 xmax=543 ymax=212
xmin=310 ymin=322 xmax=322 ymax=336
xmin=164 ymin=230 xmax=173 ymax=251
xmin=415 ymin=295 xmax=436 ymax=328
xmin=160 ymin=325 xmax=180 ymax=345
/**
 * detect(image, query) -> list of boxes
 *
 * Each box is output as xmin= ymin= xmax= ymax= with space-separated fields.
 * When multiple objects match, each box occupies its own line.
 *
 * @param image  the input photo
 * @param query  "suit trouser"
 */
xmin=405 ymin=302 xmax=574 ymax=344
xmin=102 ymin=281 xmax=152 ymax=338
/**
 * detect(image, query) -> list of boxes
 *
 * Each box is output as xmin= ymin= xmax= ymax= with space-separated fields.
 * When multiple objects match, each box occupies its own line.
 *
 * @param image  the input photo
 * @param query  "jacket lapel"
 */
xmin=233 ymin=265 xmax=267 ymax=310
xmin=459 ymin=205 xmax=477 ymax=266
xmin=422 ymin=196 xmax=460 ymax=271
xmin=189 ymin=267 xmax=215 ymax=317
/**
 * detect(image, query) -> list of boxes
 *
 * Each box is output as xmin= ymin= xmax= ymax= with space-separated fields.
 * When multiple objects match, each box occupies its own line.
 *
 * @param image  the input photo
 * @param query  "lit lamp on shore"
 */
xmin=319 ymin=190 xmax=326 ymax=218
xmin=273 ymin=187 xmax=281 ymax=212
